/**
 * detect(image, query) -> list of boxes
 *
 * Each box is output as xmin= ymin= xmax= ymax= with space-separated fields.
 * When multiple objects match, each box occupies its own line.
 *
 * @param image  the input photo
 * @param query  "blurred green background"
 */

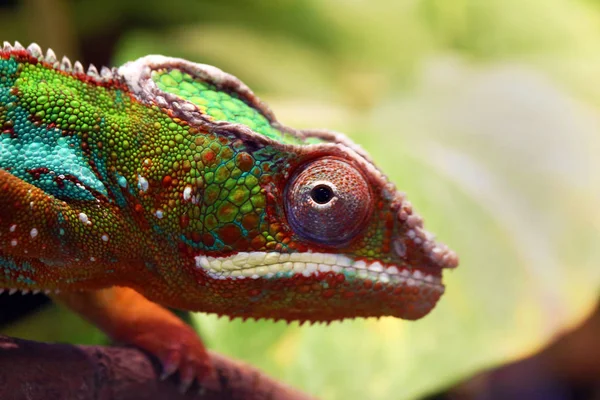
xmin=1 ymin=0 xmax=599 ymax=399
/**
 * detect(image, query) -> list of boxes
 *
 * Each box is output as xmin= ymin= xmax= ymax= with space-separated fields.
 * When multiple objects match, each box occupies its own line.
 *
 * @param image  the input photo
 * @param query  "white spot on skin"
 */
xmin=137 ymin=175 xmax=149 ymax=192
xmin=183 ymin=186 xmax=192 ymax=201
xmin=9 ymin=224 xmax=16 ymax=232
xmin=10 ymin=239 xmax=17 ymax=247
xmin=101 ymin=234 xmax=109 ymax=242
xmin=30 ymin=228 xmax=38 ymax=238
xmin=90 ymin=257 xmax=96 ymax=262
xmin=155 ymin=209 xmax=164 ymax=219
xmin=78 ymin=213 xmax=90 ymax=225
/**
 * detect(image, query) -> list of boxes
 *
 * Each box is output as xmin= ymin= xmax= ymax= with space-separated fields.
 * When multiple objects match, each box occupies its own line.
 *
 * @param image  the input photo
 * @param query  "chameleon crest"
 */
xmin=0 ymin=42 xmax=458 ymax=388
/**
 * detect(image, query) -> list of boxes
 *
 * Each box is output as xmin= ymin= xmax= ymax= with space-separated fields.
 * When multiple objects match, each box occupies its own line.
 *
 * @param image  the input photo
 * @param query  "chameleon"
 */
xmin=0 ymin=41 xmax=458 ymax=391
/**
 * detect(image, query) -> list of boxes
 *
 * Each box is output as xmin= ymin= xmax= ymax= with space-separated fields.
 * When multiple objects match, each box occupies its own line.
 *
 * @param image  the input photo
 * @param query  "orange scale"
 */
xmin=235 ymin=152 xmax=254 ymax=172
xmin=297 ymin=285 xmax=311 ymax=293
xmin=201 ymin=233 xmax=215 ymax=247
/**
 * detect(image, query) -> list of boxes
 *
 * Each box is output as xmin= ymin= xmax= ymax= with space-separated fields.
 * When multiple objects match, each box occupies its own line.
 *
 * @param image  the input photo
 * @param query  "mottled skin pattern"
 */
xmin=0 ymin=42 xmax=458 ymax=390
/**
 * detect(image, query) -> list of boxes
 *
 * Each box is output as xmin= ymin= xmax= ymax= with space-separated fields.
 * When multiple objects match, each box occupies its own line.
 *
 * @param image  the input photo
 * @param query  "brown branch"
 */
xmin=0 ymin=335 xmax=315 ymax=400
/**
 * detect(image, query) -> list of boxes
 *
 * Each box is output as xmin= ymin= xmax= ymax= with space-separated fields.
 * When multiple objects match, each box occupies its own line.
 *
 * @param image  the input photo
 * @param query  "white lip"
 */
xmin=194 ymin=251 xmax=443 ymax=290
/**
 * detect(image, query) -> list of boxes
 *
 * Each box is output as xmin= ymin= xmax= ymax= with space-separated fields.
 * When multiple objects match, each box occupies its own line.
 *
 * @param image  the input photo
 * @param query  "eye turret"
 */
xmin=285 ymin=158 xmax=372 ymax=246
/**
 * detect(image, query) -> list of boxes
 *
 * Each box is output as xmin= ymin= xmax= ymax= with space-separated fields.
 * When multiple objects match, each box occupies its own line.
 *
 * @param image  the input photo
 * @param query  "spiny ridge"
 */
xmin=0 ymin=287 xmax=59 ymax=295
xmin=0 ymin=41 xmax=117 ymax=82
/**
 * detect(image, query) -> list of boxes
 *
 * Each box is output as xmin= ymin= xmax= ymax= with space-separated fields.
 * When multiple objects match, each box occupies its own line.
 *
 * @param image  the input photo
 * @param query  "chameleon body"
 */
xmin=0 ymin=42 xmax=458 ymax=389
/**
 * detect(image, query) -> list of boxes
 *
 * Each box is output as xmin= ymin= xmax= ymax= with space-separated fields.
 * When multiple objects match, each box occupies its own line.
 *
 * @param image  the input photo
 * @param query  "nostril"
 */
xmin=393 ymin=239 xmax=406 ymax=257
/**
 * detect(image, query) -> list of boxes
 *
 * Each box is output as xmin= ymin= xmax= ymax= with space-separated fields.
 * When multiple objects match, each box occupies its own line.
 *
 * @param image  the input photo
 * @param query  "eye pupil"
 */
xmin=311 ymin=184 xmax=334 ymax=204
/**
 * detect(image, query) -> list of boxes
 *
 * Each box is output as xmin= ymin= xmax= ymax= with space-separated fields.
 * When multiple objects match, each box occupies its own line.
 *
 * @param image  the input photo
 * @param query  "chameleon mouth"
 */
xmin=194 ymin=251 xmax=445 ymax=293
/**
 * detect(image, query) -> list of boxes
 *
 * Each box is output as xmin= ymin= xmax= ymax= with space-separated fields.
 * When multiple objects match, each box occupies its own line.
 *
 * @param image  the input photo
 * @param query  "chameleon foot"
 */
xmin=140 ymin=320 xmax=214 ymax=393
xmin=53 ymin=287 xmax=213 ymax=392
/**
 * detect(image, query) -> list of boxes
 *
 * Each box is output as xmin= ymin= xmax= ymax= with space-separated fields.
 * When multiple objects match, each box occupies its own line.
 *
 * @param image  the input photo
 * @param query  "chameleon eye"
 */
xmin=285 ymin=158 xmax=372 ymax=245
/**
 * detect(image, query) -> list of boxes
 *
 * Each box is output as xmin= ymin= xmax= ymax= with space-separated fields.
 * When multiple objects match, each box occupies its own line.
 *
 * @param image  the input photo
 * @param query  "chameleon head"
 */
xmin=192 ymin=148 xmax=458 ymax=322
xmin=120 ymin=56 xmax=459 ymax=322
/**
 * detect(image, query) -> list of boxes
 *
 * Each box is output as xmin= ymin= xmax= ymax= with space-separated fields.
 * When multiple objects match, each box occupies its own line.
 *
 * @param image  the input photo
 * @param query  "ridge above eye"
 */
xmin=285 ymin=157 xmax=373 ymax=246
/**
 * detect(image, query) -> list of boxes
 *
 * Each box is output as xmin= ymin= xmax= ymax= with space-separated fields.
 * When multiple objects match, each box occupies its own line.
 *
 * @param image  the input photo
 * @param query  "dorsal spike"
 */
xmin=8 ymin=288 xmax=17 ymax=295
xmin=44 ymin=48 xmax=57 ymax=64
xmin=21 ymin=289 xmax=29 ymax=295
xmin=60 ymin=56 xmax=72 ymax=72
xmin=100 ymin=66 xmax=112 ymax=79
xmin=27 ymin=43 xmax=42 ymax=59
xmin=87 ymin=63 xmax=99 ymax=77
xmin=2 ymin=41 xmax=12 ymax=51
xmin=73 ymin=61 xmax=84 ymax=74
xmin=13 ymin=41 xmax=24 ymax=51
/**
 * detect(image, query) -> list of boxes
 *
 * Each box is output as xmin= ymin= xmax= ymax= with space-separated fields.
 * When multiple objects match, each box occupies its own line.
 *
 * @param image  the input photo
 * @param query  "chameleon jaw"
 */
xmin=194 ymin=251 xmax=445 ymax=291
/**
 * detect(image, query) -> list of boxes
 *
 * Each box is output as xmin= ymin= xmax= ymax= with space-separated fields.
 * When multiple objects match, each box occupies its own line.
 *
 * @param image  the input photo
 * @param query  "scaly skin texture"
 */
xmin=0 ymin=42 xmax=458 ymax=390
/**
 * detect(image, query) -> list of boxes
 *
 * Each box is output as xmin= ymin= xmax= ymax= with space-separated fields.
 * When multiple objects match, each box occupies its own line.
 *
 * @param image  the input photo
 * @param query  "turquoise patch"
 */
xmin=0 ymin=57 xmax=107 ymax=201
